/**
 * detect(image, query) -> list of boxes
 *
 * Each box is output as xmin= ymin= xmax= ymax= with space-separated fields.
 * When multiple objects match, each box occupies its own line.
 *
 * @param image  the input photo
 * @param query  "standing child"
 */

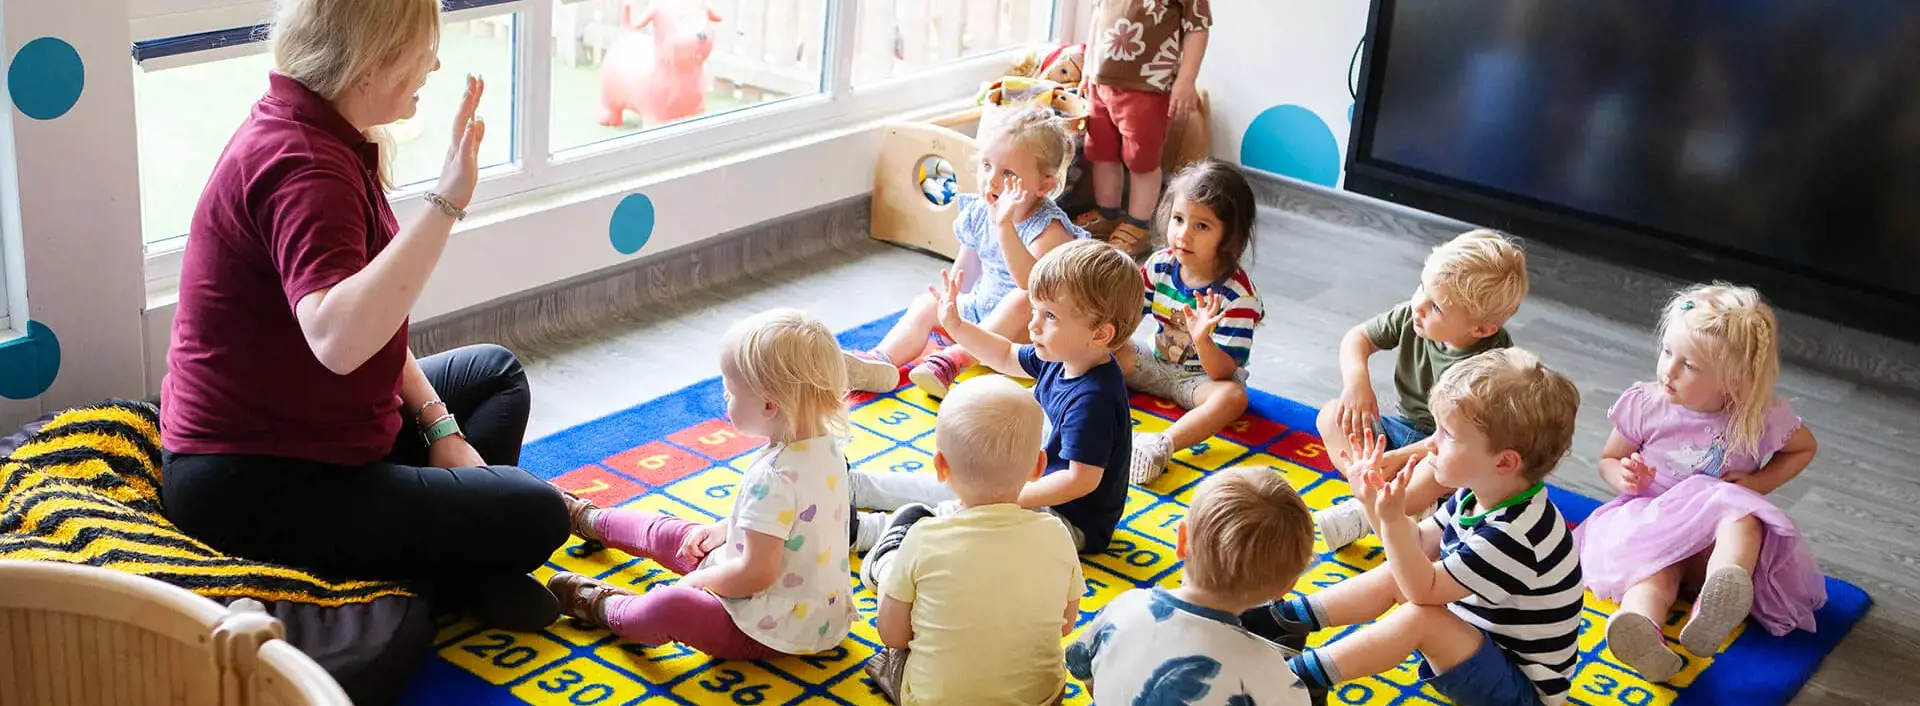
xmin=1120 ymin=159 xmax=1264 ymax=484
xmin=1247 ymin=348 xmax=1584 ymax=706
xmin=1075 ymin=0 xmax=1212 ymax=258
xmin=862 ymin=375 xmax=1084 ymax=706
xmin=547 ymin=308 xmax=854 ymax=659
xmin=1577 ymin=283 xmax=1825 ymax=682
xmin=844 ymin=108 xmax=1089 ymax=398
xmin=1314 ymin=229 xmax=1529 ymax=551
xmin=1067 ymin=466 xmax=1318 ymax=706
xmin=850 ymin=239 xmax=1145 ymax=554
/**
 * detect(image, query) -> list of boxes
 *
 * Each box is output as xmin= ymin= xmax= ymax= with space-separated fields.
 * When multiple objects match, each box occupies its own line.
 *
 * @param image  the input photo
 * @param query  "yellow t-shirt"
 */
xmin=880 ymin=504 xmax=1085 ymax=705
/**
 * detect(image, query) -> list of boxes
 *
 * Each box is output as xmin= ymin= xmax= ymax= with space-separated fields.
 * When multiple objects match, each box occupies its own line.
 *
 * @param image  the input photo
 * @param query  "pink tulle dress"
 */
xmin=1573 ymin=382 xmax=1827 ymax=636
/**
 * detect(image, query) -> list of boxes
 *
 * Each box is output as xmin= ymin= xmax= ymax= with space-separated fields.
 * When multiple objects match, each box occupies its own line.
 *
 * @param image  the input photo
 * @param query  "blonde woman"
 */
xmin=159 ymin=0 xmax=568 ymax=632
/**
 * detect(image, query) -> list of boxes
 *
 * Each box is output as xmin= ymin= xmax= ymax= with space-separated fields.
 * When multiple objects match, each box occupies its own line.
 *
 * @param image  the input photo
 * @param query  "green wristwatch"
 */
xmin=421 ymin=413 xmax=464 ymax=445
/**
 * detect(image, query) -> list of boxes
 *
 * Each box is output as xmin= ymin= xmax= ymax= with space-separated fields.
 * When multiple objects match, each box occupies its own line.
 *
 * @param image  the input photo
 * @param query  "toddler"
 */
xmin=850 ymin=239 xmax=1144 ymax=554
xmin=1121 ymin=159 xmax=1265 ymax=484
xmin=862 ymin=375 xmax=1084 ymax=706
xmin=1577 ymin=283 xmax=1825 ymax=681
xmin=1315 ymin=229 xmax=1528 ymax=550
xmin=548 ymin=308 xmax=854 ymax=659
xmin=1076 ymin=0 xmax=1213 ymax=259
xmin=1247 ymin=348 xmax=1584 ymax=706
xmin=844 ymin=108 xmax=1090 ymax=398
xmin=1067 ymin=466 xmax=1318 ymax=706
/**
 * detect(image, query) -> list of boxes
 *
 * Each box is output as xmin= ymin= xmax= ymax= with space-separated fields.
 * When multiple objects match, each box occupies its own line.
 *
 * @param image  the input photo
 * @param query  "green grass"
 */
xmin=135 ymin=22 xmax=777 ymax=244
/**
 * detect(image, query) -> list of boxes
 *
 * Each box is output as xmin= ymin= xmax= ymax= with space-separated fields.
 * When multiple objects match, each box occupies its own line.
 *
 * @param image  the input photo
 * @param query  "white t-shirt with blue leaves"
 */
xmin=1066 ymin=588 xmax=1313 ymax=706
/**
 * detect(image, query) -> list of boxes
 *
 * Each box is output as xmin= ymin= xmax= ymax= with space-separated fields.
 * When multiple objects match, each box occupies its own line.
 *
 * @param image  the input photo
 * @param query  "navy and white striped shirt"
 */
xmin=1431 ymin=487 xmax=1584 ymax=705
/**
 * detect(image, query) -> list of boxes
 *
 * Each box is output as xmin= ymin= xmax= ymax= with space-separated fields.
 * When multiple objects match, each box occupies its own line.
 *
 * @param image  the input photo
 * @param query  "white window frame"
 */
xmin=135 ymin=0 xmax=1083 ymax=301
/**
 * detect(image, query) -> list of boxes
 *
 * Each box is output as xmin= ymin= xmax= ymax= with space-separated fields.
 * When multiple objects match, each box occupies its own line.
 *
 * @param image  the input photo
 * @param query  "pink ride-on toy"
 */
xmin=598 ymin=0 xmax=722 ymax=127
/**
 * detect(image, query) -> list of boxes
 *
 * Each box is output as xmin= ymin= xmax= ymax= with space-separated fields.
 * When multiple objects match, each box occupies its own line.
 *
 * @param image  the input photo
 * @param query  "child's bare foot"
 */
xmin=1606 ymin=610 xmax=1683 ymax=682
xmin=547 ymin=571 xmax=636 ymax=629
xmin=1680 ymin=566 xmax=1753 ymax=657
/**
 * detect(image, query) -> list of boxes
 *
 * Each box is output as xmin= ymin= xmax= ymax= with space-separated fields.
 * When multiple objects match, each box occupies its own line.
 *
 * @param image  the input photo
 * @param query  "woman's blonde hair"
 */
xmin=1657 ymin=282 xmax=1781 ymax=460
xmin=721 ymin=308 xmax=850 ymax=442
xmin=979 ymin=107 xmax=1077 ymax=199
xmin=269 ymin=0 xmax=441 ymax=189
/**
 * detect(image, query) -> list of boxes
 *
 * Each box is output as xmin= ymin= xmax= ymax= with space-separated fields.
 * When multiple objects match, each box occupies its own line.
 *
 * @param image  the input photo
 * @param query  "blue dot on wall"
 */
xmin=8 ymin=37 xmax=85 ymax=121
xmin=609 ymin=193 xmax=655 ymax=255
xmin=1241 ymin=104 xmax=1341 ymax=188
xmin=0 ymin=321 xmax=61 ymax=400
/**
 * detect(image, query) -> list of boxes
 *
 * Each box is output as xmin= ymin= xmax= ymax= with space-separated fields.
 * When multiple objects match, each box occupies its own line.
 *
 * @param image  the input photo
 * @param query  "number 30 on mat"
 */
xmin=510 ymin=657 xmax=647 ymax=705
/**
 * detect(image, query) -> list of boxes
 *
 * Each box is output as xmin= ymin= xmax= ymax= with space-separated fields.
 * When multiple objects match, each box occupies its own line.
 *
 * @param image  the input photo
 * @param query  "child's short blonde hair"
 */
xmin=934 ymin=375 xmax=1045 ymax=503
xmin=1657 ymin=282 xmax=1780 ymax=460
xmin=979 ymin=107 xmax=1078 ymax=199
xmin=1029 ymin=239 xmax=1144 ymax=350
xmin=1428 ymin=347 xmax=1579 ymax=482
xmin=1422 ymin=229 xmax=1530 ymax=327
xmin=1182 ymin=467 xmax=1316 ymax=604
xmin=720 ymin=308 xmax=849 ymax=442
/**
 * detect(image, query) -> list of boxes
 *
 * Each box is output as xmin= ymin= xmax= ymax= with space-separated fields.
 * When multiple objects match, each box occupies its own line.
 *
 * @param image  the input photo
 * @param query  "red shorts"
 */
xmin=1084 ymin=83 xmax=1171 ymax=173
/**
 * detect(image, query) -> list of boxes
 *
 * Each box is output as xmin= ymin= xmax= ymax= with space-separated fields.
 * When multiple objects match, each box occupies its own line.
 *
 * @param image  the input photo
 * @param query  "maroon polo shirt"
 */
xmin=161 ymin=72 xmax=408 ymax=466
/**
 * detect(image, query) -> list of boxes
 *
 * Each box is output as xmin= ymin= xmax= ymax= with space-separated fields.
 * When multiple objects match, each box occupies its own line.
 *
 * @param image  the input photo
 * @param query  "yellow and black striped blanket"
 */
xmin=0 ymin=399 xmax=409 ymax=606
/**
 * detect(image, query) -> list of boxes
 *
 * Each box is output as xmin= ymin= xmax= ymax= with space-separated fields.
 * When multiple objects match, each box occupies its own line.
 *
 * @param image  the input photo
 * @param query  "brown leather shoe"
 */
xmin=559 ymin=489 xmax=602 ymax=541
xmin=1108 ymin=222 xmax=1153 ymax=260
xmin=1074 ymin=211 xmax=1119 ymax=239
xmin=546 ymin=571 xmax=636 ymax=628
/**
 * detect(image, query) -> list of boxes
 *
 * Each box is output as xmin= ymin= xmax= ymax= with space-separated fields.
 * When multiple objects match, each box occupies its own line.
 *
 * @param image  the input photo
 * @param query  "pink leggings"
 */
xmin=593 ymin=511 xmax=786 ymax=660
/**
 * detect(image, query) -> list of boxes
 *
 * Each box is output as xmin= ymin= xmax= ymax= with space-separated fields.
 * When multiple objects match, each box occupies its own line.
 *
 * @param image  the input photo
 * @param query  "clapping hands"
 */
xmin=1348 ymin=430 xmax=1416 ymax=526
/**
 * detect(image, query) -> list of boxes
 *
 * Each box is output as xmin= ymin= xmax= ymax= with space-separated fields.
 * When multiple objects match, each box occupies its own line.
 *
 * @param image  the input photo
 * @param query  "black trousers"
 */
xmin=160 ymin=344 xmax=570 ymax=591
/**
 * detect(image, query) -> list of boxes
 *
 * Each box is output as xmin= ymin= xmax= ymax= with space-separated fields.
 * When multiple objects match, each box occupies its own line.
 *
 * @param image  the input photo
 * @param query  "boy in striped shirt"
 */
xmin=1115 ymin=161 xmax=1264 ymax=484
xmin=1244 ymin=348 xmax=1585 ymax=706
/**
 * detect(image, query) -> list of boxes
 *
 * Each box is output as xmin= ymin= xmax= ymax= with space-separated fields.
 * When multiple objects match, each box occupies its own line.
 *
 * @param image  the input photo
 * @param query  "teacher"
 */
xmin=159 ymin=0 xmax=569 ymax=631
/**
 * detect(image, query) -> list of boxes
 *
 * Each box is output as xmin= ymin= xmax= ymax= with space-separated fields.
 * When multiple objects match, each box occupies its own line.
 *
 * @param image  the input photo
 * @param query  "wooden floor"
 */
xmin=511 ymin=195 xmax=1918 ymax=705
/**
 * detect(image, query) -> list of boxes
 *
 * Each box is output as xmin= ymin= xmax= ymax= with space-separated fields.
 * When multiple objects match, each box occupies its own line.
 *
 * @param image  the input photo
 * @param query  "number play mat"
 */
xmin=396 ymin=312 xmax=1870 ymax=706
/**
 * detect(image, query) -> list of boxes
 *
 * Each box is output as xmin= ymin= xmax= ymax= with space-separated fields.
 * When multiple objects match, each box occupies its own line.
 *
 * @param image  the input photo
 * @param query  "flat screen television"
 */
xmin=1344 ymin=0 xmax=1920 ymax=344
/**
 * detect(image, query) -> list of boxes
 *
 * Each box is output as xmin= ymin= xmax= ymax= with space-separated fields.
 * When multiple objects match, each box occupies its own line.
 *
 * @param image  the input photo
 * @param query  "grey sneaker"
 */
xmin=844 ymin=350 xmax=900 ymax=393
xmin=860 ymin=504 xmax=935 ymax=590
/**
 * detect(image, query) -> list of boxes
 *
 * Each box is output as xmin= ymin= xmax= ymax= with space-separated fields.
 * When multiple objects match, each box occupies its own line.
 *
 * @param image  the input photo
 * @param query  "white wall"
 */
xmin=0 ymin=0 xmax=149 ymax=428
xmin=1198 ymin=0 xmax=1370 ymax=189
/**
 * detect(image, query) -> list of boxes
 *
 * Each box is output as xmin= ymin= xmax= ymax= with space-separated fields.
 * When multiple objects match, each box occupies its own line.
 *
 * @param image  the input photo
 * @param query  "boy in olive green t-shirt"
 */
xmin=1314 ymin=229 xmax=1529 ymax=550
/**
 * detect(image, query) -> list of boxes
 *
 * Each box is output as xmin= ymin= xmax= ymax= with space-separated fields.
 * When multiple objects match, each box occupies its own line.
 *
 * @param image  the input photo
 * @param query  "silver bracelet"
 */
xmin=425 ymin=192 xmax=467 ymax=221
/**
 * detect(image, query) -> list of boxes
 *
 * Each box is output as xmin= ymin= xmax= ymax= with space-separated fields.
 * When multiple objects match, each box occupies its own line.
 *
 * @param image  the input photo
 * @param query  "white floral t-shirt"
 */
xmin=703 ymin=436 xmax=855 ymax=654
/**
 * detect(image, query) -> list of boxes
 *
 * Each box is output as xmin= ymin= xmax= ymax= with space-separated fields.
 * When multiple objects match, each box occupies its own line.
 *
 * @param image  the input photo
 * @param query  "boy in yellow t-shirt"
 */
xmin=863 ymin=375 xmax=1085 ymax=706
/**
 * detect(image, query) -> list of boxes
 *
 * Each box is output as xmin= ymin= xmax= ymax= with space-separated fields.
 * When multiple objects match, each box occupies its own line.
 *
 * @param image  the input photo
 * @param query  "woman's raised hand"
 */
xmin=435 ymin=75 xmax=487 ymax=211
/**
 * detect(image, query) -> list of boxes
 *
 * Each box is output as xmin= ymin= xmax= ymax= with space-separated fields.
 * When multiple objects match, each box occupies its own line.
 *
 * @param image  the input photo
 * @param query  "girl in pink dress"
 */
xmin=1574 ymin=283 xmax=1825 ymax=682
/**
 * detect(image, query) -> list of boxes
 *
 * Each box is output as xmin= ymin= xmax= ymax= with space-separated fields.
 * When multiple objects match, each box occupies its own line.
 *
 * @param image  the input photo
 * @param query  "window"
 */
xmin=547 ymin=0 xmax=829 ymax=155
xmin=853 ymin=0 xmax=1059 ymax=86
xmin=129 ymin=0 xmax=1070 ymax=262
xmin=132 ymin=12 xmax=520 ymax=244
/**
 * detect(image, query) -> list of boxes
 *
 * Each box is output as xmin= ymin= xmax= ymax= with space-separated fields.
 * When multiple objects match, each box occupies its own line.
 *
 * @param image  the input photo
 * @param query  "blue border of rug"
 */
xmin=400 ymin=311 xmax=1871 ymax=706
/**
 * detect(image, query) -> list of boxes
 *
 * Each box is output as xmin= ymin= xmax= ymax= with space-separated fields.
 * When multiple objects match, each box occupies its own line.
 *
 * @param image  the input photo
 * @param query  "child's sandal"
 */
xmin=546 ymin=571 xmax=634 ymax=628
xmin=1107 ymin=222 xmax=1153 ymax=260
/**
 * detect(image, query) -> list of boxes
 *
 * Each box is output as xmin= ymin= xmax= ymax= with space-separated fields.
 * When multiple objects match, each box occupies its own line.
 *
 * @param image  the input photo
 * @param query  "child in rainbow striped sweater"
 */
xmin=1118 ymin=160 xmax=1265 ymax=485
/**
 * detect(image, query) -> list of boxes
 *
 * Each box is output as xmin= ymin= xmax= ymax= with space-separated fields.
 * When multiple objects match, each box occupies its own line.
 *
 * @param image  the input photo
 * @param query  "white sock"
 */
xmin=853 ymin=511 xmax=887 ymax=553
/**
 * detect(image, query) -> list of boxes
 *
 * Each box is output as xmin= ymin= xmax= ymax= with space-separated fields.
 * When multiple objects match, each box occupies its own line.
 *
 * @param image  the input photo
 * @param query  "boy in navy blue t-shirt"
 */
xmin=848 ymin=240 xmax=1144 ymax=554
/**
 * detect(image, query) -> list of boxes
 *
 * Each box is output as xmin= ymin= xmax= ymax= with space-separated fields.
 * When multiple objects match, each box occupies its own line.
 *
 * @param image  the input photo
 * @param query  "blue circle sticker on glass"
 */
xmin=610 ymin=193 xmax=655 ymax=255
xmin=1241 ymin=104 xmax=1341 ymax=188
xmin=9 ymin=37 xmax=85 ymax=121
xmin=0 ymin=320 xmax=62 ymax=400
